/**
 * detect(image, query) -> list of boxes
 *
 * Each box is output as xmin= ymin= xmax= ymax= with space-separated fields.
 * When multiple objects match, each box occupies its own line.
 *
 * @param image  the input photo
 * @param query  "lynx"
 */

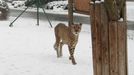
xmin=54 ymin=23 xmax=82 ymax=65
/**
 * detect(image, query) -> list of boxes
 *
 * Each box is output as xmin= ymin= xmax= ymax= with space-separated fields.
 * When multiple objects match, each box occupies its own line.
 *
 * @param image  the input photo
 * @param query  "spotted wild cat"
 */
xmin=54 ymin=23 xmax=82 ymax=65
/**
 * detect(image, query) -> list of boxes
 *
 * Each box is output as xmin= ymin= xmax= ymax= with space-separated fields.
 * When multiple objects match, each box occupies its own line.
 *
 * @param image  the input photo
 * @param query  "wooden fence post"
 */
xmin=109 ymin=21 xmax=118 ymax=75
xmin=90 ymin=2 xmax=102 ymax=75
xmin=117 ymin=22 xmax=128 ymax=75
xmin=90 ymin=1 xmax=128 ymax=75
xmin=100 ymin=2 xmax=109 ymax=75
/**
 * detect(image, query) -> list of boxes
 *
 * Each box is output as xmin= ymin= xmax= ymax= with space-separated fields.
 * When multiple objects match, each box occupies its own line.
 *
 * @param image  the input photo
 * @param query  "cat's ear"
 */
xmin=79 ymin=23 xmax=82 ymax=26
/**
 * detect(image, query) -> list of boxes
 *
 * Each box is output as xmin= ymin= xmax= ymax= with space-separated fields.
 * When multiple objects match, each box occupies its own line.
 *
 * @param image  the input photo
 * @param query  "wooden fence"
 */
xmin=90 ymin=2 xmax=128 ymax=75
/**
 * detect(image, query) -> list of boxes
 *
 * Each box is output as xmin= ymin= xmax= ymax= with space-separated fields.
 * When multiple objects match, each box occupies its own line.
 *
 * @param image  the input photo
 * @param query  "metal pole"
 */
xmin=36 ymin=0 xmax=39 ymax=26
xmin=9 ymin=7 xmax=29 ymax=27
xmin=9 ymin=0 xmax=52 ymax=27
xmin=41 ymin=7 xmax=53 ymax=28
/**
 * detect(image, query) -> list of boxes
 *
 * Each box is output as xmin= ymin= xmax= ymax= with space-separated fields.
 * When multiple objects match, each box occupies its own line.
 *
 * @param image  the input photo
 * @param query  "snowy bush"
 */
xmin=0 ymin=0 xmax=9 ymax=20
xmin=45 ymin=1 xmax=68 ymax=11
xmin=11 ymin=0 xmax=25 ymax=8
xmin=128 ymin=31 xmax=134 ymax=40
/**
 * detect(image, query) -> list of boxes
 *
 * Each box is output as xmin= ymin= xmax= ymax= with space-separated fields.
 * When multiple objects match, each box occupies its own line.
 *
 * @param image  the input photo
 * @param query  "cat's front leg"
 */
xmin=68 ymin=46 xmax=77 ymax=65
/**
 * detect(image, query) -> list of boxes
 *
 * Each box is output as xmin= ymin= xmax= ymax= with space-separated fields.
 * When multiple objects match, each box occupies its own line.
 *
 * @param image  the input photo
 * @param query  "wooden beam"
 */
xmin=100 ymin=3 xmax=110 ymax=75
xmin=117 ymin=22 xmax=127 ymax=75
xmin=68 ymin=0 xmax=74 ymax=26
xmin=109 ymin=21 xmax=118 ymax=75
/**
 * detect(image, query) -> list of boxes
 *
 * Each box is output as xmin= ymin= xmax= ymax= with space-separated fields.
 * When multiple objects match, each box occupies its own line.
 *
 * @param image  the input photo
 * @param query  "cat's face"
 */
xmin=70 ymin=23 xmax=82 ymax=35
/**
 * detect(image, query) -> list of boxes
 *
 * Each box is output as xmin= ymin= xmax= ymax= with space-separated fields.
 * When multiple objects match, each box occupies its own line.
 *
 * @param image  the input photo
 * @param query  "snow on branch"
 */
xmin=101 ymin=0 xmax=104 ymax=2
xmin=90 ymin=1 xmax=94 ymax=4
xmin=95 ymin=0 xmax=101 ymax=4
xmin=118 ymin=18 xmax=124 ymax=22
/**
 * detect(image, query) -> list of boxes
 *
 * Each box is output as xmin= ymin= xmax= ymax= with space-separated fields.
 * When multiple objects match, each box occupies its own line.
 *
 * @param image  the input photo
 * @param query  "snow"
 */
xmin=90 ymin=1 xmax=94 ymax=4
xmin=45 ymin=1 xmax=68 ymax=11
xmin=0 ymin=1 xmax=134 ymax=75
xmin=127 ymin=2 xmax=134 ymax=21
xmin=118 ymin=18 xmax=124 ymax=22
xmin=101 ymin=0 xmax=104 ymax=2
xmin=95 ymin=1 xmax=101 ymax=4
xmin=0 ymin=16 xmax=93 ymax=75
xmin=128 ymin=30 xmax=134 ymax=75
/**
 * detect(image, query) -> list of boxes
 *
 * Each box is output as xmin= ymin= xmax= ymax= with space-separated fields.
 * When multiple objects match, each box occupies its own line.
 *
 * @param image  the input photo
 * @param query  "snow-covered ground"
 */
xmin=0 ymin=17 xmax=93 ymax=75
xmin=0 ymin=1 xmax=134 ymax=75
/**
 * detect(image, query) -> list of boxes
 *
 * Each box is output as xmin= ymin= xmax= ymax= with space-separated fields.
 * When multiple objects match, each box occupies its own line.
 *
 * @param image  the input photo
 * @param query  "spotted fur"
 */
xmin=54 ymin=23 xmax=82 ymax=65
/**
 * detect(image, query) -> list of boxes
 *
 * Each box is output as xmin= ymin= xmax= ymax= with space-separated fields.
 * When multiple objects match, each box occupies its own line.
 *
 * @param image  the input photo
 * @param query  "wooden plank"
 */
xmin=100 ymin=3 xmax=110 ymax=75
xmin=123 ymin=2 xmax=128 ymax=75
xmin=125 ymin=24 xmax=128 ymax=75
xmin=68 ymin=0 xmax=74 ymax=25
xmin=109 ymin=21 xmax=119 ymax=75
xmin=94 ymin=3 xmax=102 ymax=75
xmin=90 ymin=2 xmax=102 ymax=75
xmin=90 ymin=3 xmax=97 ymax=75
xmin=117 ymin=22 xmax=128 ymax=75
